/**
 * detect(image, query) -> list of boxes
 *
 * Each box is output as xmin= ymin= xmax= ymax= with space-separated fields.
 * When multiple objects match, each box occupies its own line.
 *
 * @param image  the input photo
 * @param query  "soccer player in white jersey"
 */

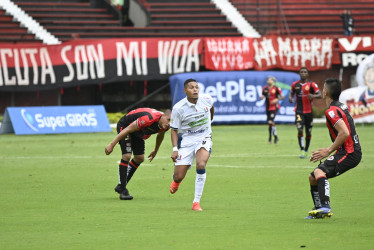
xmin=169 ymin=78 xmax=214 ymax=211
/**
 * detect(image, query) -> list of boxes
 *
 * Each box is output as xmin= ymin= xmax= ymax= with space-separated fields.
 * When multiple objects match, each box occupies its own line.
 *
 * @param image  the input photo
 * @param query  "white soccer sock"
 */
xmin=272 ymin=126 xmax=277 ymax=136
xmin=193 ymin=173 xmax=206 ymax=203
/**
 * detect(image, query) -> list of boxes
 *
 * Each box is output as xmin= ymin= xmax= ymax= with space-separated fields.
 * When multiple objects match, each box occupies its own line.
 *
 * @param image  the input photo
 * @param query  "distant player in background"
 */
xmin=170 ymin=79 xmax=214 ymax=211
xmin=306 ymin=78 xmax=361 ymax=219
xmin=105 ymin=108 xmax=171 ymax=200
xmin=289 ymin=67 xmax=321 ymax=158
xmin=261 ymin=76 xmax=284 ymax=144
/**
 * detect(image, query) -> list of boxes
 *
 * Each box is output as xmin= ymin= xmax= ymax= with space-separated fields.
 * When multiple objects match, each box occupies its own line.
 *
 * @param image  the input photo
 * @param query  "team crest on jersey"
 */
xmin=204 ymin=107 xmax=209 ymax=112
xmin=328 ymin=110 xmax=335 ymax=118
xmin=305 ymin=85 xmax=310 ymax=91
xmin=327 ymin=156 xmax=334 ymax=161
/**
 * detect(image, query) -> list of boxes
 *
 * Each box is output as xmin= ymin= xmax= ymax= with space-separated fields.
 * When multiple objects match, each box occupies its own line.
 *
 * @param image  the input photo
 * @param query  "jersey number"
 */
xmin=296 ymin=115 xmax=302 ymax=122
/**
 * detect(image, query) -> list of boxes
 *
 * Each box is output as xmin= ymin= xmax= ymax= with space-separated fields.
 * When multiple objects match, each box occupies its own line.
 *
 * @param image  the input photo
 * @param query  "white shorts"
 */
xmin=175 ymin=137 xmax=212 ymax=166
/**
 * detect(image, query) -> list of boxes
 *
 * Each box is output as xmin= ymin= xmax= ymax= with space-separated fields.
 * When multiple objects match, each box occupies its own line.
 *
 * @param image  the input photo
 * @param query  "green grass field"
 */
xmin=1 ymin=124 xmax=373 ymax=249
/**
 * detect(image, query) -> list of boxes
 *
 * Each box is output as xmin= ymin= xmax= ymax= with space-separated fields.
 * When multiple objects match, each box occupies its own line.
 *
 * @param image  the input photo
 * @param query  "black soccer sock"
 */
xmin=297 ymin=134 xmax=304 ymax=150
xmin=119 ymin=159 xmax=129 ymax=188
xmin=268 ymin=125 xmax=273 ymax=141
xmin=310 ymin=185 xmax=322 ymax=209
xmin=317 ymin=177 xmax=330 ymax=208
xmin=127 ymin=159 xmax=140 ymax=183
xmin=305 ymin=135 xmax=311 ymax=152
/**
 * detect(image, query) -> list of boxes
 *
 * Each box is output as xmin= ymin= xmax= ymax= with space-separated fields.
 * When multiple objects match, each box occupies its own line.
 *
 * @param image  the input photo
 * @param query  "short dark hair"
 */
xmin=325 ymin=78 xmax=341 ymax=101
xmin=184 ymin=78 xmax=197 ymax=88
xmin=299 ymin=67 xmax=308 ymax=72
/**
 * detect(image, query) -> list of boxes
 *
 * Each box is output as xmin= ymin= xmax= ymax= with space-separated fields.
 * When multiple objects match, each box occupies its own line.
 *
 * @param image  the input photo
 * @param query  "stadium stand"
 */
xmin=230 ymin=0 xmax=374 ymax=36
xmin=9 ymin=0 xmax=241 ymax=42
xmin=0 ymin=9 xmax=40 ymax=43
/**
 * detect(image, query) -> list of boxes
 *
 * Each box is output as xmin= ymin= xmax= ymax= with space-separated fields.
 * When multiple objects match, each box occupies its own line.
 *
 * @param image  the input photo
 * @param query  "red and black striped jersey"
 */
xmin=325 ymin=101 xmax=361 ymax=154
xmin=118 ymin=108 xmax=168 ymax=140
xmin=291 ymin=80 xmax=320 ymax=114
xmin=262 ymin=85 xmax=283 ymax=111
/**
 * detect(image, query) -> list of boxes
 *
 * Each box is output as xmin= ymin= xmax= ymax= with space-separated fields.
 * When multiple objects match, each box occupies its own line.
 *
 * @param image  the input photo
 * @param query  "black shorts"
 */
xmin=311 ymin=150 xmax=362 ymax=179
xmin=295 ymin=112 xmax=313 ymax=129
xmin=266 ymin=110 xmax=277 ymax=122
xmin=116 ymin=124 xmax=145 ymax=156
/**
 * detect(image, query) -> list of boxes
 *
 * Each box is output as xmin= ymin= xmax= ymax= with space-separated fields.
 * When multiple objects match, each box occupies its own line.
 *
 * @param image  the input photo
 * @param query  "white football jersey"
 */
xmin=171 ymin=94 xmax=214 ymax=147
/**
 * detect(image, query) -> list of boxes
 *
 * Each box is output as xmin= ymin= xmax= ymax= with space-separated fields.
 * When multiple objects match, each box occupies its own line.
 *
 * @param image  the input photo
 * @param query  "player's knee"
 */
xmin=309 ymin=174 xmax=317 ymax=185
xmin=313 ymin=168 xmax=326 ymax=178
xmin=298 ymin=130 xmax=303 ymax=136
xmin=196 ymin=162 xmax=207 ymax=169
xmin=133 ymin=155 xmax=144 ymax=163
xmin=122 ymin=154 xmax=131 ymax=161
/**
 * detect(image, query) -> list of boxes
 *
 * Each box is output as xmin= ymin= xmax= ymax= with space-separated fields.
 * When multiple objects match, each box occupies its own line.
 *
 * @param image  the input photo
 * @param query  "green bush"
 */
xmin=312 ymin=107 xmax=326 ymax=118
xmin=107 ymin=112 xmax=124 ymax=124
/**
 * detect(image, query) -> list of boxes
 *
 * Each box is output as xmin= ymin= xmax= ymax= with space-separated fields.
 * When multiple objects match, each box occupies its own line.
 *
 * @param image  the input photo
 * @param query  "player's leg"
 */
xmin=126 ymin=136 xmax=145 ymax=183
xmin=115 ymin=128 xmax=133 ymax=198
xmin=170 ymin=145 xmax=194 ymax=194
xmin=304 ymin=173 xmax=321 ymax=219
xmin=170 ymin=165 xmax=189 ymax=193
xmin=267 ymin=111 xmax=272 ymax=143
xmin=270 ymin=111 xmax=278 ymax=144
xmin=295 ymin=114 xmax=305 ymax=158
xmin=192 ymin=138 xmax=212 ymax=211
xmin=307 ymin=159 xmax=338 ymax=218
xmin=304 ymin=113 xmax=313 ymax=155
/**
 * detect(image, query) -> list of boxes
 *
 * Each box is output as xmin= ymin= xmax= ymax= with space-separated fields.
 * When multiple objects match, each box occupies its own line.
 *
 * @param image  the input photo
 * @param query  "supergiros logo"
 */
xmin=20 ymin=109 xmax=98 ymax=131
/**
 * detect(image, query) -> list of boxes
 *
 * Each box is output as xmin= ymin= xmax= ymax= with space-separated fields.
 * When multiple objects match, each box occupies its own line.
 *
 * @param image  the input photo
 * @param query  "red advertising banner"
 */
xmin=0 ymin=38 xmax=203 ymax=91
xmin=253 ymin=36 xmax=336 ymax=71
xmin=204 ymin=37 xmax=254 ymax=71
xmin=338 ymin=36 xmax=374 ymax=52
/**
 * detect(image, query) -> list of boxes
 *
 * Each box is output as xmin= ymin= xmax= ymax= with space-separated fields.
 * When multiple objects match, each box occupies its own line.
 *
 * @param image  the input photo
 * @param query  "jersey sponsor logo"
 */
xmin=328 ymin=110 xmax=335 ymax=118
xmin=188 ymin=117 xmax=208 ymax=127
xmin=187 ymin=128 xmax=206 ymax=134
xmin=305 ymin=85 xmax=310 ymax=91
xmin=271 ymin=89 xmax=276 ymax=94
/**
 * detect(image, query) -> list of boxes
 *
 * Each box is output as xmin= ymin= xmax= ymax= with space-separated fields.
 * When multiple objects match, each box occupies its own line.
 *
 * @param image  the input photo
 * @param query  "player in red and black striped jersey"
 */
xmin=261 ymin=76 xmax=284 ymax=144
xmin=105 ymin=108 xmax=171 ymax=200
xmin=306 ymin=78 xmax=361 ymax=219
xmin=289 ymin=67 xmax=321 ymax=158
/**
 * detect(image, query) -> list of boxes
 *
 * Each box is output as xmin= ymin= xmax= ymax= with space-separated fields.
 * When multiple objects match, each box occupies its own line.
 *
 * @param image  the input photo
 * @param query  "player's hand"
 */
xmin=310 ymin=148 xmax=329 ymax=162
xmin=288 ymin=96 xmax=293 ymax=103
xmin=270 ymin=98 xmax=279 ymax=104
xmin=105 ymin=144 xmax=114 ymax=155
xmin=307 ymin=94 xmax=313 ymax=100
xmin=148 ymin=150 xmax=157 ymax=162
xmin=171 ymin=151 xmax=178 ymax=163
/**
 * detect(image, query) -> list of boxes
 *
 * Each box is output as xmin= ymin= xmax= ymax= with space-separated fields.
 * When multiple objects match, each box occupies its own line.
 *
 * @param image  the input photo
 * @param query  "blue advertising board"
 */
xmin=169 ymin=71 xmax=299 ymax=124
xmin=0 ymin=105 xmax=111 ymax=135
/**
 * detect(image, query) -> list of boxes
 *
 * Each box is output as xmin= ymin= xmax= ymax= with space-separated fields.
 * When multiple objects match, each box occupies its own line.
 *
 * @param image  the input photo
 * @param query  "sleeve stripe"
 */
xmin=333 ymin=118 xmax=342 ymax=127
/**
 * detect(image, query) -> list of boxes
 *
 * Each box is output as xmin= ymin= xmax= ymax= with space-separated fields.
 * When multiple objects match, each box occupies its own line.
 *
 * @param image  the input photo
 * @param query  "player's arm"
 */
xmin=210 ymin=105 xmax=214 ymax=122
xmin=271 ymin=90 xmax=284 ymax=104
xmin=288 ymin=91 xmax=295 ymax=103
xmin=148 ymin=131 xmax=166 ymax=162
xmin=308 ymin=83 xmax=322 ymax=100
xmin=308 ymin=91 xmax=322 ymax=100
xmin=171 ymin=129 xmax=179 ymax=162
xmin=105 ymin=121 xmax=138 ymax=155
xmin=310 ymin=120 xmax=349 ymax=162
